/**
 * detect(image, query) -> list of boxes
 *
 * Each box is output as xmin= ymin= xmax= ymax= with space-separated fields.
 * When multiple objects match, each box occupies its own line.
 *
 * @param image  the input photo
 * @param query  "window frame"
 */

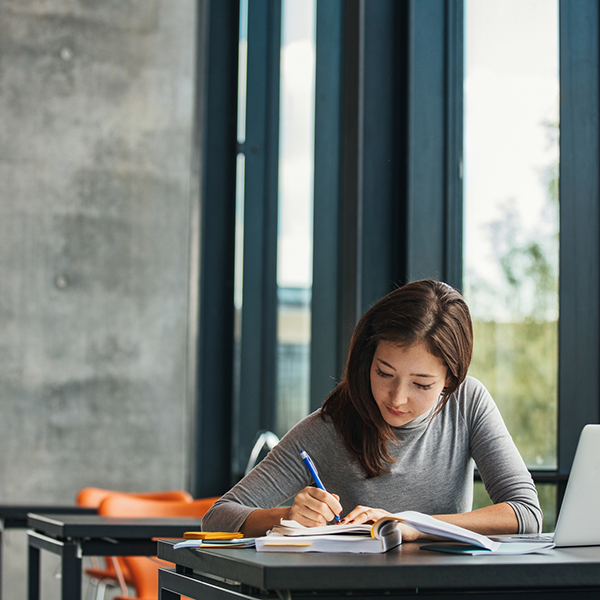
xmin=192 ymin=0 xmax=600 ymax=500
xmin=557 ymin=0 xmax=600 ymax=490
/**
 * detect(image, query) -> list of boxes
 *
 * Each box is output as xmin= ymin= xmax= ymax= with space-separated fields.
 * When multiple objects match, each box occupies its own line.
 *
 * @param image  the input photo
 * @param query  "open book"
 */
xmin=256 ymin=519 xmax=401 ymax=553
xmin=376 ymin=513 xmax=554 ymax=554
xmin=257 ymin=510 xmax=504 ymax=553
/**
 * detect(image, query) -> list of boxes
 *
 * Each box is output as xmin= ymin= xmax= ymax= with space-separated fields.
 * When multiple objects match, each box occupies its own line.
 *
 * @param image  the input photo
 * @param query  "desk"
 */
xmin=27 ymin=513 xmax=203 ymax=600
xmin=157 ymin=539 xmax=600 ymax=600
xmin=0 ymin=505 xmax=96 ymax=600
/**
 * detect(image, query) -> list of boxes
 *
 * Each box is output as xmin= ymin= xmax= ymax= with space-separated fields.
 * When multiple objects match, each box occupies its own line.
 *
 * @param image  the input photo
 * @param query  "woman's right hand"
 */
xmin=287 ymin=486 xmax=343 ymax=527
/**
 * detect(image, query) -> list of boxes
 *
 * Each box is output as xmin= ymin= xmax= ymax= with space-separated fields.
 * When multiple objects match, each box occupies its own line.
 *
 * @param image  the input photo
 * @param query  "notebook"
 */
xmin=493 ymin=423 xmax=600 ymax=547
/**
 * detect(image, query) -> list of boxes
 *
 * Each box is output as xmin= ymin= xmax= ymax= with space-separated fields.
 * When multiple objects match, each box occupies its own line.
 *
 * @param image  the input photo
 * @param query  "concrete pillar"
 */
xmin=0 ymin=0 xmax=198 ymax=596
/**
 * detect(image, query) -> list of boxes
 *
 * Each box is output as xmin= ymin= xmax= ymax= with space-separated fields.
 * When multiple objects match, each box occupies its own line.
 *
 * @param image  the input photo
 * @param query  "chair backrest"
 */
xmin=116 ymin=556 xmax=165 ymax=600
xmin=98 ymin=494 xmax=217 ymax=518
xmin=245 ymin=430 xmax=280 ymax=475
xmin=76 ymin=487 xmax=194 ymax=508
xmin=98 ymin=494 xmax=219 ymax=600
xmin=76 ymin=487 xmax=196 ymax=596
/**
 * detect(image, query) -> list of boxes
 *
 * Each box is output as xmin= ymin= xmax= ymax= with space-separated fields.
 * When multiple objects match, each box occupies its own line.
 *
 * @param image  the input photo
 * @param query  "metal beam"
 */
xmin=233 ymin=0 xmax=281 ymax=479
xmin=193 ymin=0 xmax=240 ymax=497
xmin=558 ymin=0 xmax=600 ymax=475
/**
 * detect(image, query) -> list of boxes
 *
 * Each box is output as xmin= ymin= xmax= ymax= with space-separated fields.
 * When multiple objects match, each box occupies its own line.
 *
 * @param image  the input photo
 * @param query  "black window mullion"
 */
xmin=558 ymin=0 xmax=600 ymax=480
xmin=311 ymin=0 xmax=344 ymax=410
xmin=339 ymin=0 xmax=363 ymax=358
xmin=405 ymin=0 xmax=463 ymax=287
xmin=233 ymin=0 xmax=281 ymax=481
xmin=443 ymin=0 xmax=464 ymax=291
xmin=360 ymin=0 xmax=401 ymax=312
xmin=339 ymin=0 xmax=406 ymax=355
xmin=193 ymin=0 xmax=240 ymax=498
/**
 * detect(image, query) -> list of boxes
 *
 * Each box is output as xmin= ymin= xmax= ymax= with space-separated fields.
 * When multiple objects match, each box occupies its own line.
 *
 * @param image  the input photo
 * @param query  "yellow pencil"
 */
xmin=183 ymin=531 xmax=244 ymax=540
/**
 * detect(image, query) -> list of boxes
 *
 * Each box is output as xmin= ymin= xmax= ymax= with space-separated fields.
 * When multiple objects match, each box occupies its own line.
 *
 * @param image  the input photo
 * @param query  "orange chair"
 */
xmin=77 ymin=487 xmax=193 ymax=508
xmin=76 ymin=488 xmax=194 ymax=600
xmin=96 ymin=495 xmax=219 ymax=600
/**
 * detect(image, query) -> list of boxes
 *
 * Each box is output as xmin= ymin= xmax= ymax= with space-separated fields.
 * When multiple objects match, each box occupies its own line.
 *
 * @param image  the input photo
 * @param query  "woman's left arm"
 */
xmin=433 ymin=502 xmax=518 ymax=535
xmin=464 ymin=379 xmax=543 ymax=534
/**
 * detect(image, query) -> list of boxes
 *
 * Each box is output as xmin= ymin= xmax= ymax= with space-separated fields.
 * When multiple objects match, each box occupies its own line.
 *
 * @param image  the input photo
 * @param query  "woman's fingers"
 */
xmin=341 ymin=505 xmax=391 ymax=525
xmin=288 ymin=487 xmax=343 ymax=526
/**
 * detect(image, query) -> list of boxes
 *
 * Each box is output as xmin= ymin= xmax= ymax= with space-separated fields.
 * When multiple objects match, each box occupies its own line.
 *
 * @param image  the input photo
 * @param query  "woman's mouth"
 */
xmin=386 ymin=406 xmax=407 ymax=417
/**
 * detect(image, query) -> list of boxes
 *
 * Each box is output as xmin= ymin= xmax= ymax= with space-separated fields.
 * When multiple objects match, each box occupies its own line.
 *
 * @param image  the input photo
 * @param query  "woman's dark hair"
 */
xmin=321 ymin=279 xmax=473 ymax=478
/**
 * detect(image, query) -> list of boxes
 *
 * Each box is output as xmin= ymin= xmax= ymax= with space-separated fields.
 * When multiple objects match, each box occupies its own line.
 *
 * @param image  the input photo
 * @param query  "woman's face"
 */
xmin=370 ymin=340 xmax=449 ymax=427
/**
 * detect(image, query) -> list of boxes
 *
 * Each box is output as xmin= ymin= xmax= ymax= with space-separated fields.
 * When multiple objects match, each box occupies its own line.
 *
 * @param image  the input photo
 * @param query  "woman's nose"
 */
xmin=390 ymin=385 xmax=409 ymax=406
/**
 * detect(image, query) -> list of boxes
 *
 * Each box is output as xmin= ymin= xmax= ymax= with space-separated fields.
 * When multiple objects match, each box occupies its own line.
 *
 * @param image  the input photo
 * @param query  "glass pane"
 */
xmin=233 ymin=0 xmax=248 ymax=418
xmin=275 ymin=0 xmax=316 ymax=437
xmin=463 ymin=0 xmax=559 ymax=469
xmin=473 ymin=481 xmax=557 ymax=532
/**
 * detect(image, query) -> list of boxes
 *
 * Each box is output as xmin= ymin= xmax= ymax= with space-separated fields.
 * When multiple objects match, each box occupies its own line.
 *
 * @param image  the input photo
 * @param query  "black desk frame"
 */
xmin=26 ymin=514 xmax=203 ymax=600
xmin=28 ymin=530 xmax=156 ymax=600
xmin=0 ymin=505 xmax=95 ymax=600
xmin=160 ymin=567 xmax=259 ymax=600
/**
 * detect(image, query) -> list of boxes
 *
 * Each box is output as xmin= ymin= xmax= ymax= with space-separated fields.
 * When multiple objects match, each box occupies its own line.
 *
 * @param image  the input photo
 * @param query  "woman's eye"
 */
xmin=415 ymin=383 xmax=434 ymax=390
xmin=376 ymin=367 xmax=392 ymax=378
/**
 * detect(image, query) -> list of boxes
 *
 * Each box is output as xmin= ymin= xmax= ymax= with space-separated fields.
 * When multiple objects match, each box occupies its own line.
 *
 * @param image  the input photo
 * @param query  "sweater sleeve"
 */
xmin=463 ymin=377 xmax=543 ymax=533
xmin=201 ymin=412 xmax=319 ymax=532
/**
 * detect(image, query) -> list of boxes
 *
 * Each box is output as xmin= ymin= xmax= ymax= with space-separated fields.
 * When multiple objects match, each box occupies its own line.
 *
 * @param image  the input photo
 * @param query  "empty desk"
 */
xmin=0 ymin=504 xmax=96 ymax=600
xmin=27 ymin=513 xmax=202 ymax=600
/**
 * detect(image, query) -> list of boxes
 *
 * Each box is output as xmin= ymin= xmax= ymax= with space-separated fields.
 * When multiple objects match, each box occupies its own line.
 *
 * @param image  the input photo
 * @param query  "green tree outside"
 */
xmin=466 ymin=126 xmax=559 ymax=532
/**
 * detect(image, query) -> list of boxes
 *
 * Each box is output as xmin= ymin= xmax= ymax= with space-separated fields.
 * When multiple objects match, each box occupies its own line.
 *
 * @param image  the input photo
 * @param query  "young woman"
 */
xmin=202 ymin=280 xmax=542 ymax=540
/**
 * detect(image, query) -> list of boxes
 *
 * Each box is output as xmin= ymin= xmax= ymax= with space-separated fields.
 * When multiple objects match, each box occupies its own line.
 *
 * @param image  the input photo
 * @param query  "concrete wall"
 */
xmin=0 ymin=0 xmax=197 ymax=597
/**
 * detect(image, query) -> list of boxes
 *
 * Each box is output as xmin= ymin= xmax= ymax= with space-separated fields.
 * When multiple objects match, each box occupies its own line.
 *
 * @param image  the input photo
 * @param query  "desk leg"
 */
xmin=176 ymin=564 xmax=193 ymax=575
xmin=27 ymin=544 xmax=41 ymax=600
xmin=61 ymin=540 xmax=82 ymax=600
xmin=158 ymin=568 xmax=181 ymax=600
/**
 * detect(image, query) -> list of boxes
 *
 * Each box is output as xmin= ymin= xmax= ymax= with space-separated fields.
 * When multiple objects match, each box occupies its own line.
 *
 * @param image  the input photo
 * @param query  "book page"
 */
xmin=373 ymin=511 xmax=501 ymax=551
xmin=272 ymin=519 xmax=372 ymax=537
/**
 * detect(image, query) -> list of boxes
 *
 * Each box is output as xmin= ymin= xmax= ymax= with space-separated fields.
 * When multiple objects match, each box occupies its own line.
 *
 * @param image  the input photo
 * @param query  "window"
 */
xmin=230 ymin=0 xmax=316 ymax=477
xmin=464 ymin=0 xmax=559 ymax=530
xmin=276 ymin=0 xmax=316 ymax=437
xmin=195 ymin=0 xmax=600 ymax=501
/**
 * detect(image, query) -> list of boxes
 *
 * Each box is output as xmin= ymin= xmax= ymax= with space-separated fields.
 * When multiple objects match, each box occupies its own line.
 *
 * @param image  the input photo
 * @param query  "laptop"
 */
xmin=493 ymin=423 xmax=600 ymax=547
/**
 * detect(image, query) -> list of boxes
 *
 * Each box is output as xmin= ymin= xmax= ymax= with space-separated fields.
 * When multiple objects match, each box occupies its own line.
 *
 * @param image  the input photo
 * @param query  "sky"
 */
xmin=463 ymin=0 xmax=559 ymax=320
xmin=277 ymin=0 xmax=316 ymax=289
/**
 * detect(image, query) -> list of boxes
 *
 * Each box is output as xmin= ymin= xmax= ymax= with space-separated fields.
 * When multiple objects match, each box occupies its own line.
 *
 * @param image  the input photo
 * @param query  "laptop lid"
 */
xmin=554 ymin=424 xmax=600 ymax=547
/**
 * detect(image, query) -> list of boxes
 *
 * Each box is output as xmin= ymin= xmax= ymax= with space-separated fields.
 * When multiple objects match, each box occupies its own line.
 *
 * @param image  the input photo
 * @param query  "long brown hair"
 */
xmin=321 ymin=279 xmax=473 ymax=478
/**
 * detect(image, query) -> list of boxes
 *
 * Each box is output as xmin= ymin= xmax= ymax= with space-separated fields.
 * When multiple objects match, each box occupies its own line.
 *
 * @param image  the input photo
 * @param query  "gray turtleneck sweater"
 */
xmin=202 ymin=376 xmax=542 ymax=534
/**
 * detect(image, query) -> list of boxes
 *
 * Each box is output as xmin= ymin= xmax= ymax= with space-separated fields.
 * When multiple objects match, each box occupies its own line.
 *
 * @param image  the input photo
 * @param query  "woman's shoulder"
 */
xmin=452 ymin=375 xmax=502 ymax=426
xmin=272 ymin=408 xmax=347 ymax=466
xmin=455 ymin=375 xmax=492 ymax=400
xmin=291 ymin=407 xmax=330 ymax=428
xmin=279 ymin=408 xmax=337 ymax=443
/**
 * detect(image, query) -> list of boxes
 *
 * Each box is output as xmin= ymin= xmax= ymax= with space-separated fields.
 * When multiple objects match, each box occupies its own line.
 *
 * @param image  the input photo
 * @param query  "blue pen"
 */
xmin=300 ymin=450 xmax=341 ymax=522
